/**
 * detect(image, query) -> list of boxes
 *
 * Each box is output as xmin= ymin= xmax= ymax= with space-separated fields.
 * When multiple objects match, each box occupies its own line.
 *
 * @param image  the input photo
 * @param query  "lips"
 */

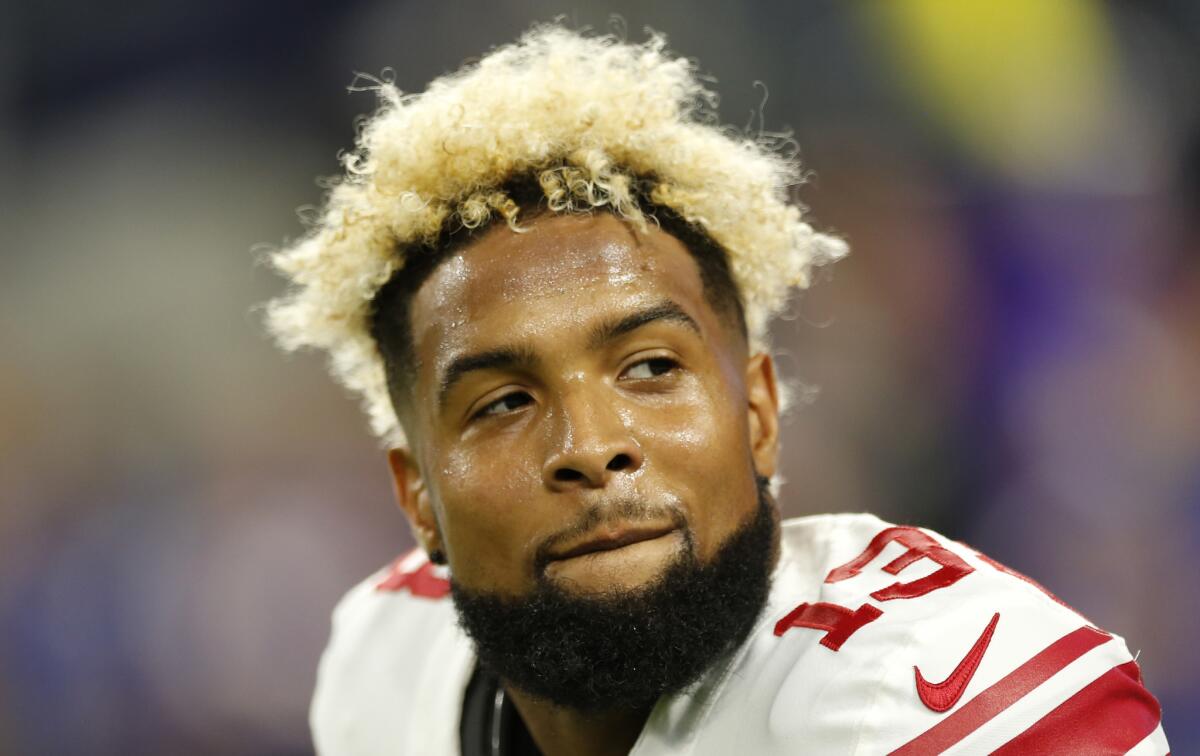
xmin=548 ymin=523 xmax=679 ymax=562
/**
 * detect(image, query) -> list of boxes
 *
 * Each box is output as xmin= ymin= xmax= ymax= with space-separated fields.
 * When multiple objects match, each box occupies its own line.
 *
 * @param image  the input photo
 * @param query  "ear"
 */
xmin=745 ymin=352 xmax=780 ymax=478
xmin=386 ymin=448 xmax=443 ymax=560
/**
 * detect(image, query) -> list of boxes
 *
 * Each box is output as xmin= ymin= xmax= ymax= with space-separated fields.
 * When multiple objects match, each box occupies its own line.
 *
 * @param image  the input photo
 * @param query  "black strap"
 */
xmin=459 ymin=664 xmax=542 ymax=756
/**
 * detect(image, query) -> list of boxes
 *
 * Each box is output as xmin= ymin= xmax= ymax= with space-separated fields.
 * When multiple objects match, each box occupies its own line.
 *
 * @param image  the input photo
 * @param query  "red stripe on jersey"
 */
xmin=375 ymin=556 xmax=451 ymax=598
xmin=889 ymin=625 xmax=1111 ymax=755
xmin=991 ymin=661 xmax=1162 ymax=755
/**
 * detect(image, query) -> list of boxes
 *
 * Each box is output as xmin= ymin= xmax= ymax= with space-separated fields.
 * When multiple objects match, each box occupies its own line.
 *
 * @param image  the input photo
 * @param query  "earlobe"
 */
xmin=745 ymin=352 xmax=781 ymax=478
xmin=386 ymin=448 xmax=444 ymax=561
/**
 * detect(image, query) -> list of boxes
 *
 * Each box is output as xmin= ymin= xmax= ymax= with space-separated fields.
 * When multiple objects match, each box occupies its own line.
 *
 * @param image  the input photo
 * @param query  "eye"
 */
xmin=473 ymin=391 xmax=533 ymax=420
xmin=621 ymin=356 xmax=678 ymax=380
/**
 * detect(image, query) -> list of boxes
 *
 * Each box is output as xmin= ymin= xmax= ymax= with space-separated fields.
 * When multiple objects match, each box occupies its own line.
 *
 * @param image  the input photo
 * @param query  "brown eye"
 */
xmin=622 ymin=357 xmax=677 ymax=380
xmin=475 ymin=391 xmax=533 ymax=419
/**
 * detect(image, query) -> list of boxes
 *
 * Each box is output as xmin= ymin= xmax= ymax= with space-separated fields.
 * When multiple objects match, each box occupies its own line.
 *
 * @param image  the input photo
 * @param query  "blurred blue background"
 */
xmin=2 ymin=1 xmax=1197 ymax=753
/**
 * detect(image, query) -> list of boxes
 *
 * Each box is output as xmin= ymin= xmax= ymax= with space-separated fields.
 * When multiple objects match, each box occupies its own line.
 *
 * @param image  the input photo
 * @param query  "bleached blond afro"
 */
xmin=266 ymin=24 xmax=848 ymax=448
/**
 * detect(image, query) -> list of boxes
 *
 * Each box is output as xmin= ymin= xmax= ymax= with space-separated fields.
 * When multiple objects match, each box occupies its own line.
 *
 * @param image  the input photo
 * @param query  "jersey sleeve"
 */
xmin=762 ymin=517 xmax=1170 ymax=755
xmin=310 ymin=551 xmax=474 ymax=756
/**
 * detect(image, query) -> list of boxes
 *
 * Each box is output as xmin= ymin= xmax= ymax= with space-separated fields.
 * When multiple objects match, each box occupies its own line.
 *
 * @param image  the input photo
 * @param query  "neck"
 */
xmin=505 ymin=684 xmax=651 ymax=756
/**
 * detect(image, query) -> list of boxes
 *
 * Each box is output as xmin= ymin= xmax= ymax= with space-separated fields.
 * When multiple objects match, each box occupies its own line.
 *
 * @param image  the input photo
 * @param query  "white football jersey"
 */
xmin=311 ymin=513 xmax=1169 ymax=755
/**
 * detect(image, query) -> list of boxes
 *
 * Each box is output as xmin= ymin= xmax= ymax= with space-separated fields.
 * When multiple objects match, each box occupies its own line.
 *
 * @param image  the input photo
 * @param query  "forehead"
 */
xmin=409 ymin=213 xmax=714 ymax=366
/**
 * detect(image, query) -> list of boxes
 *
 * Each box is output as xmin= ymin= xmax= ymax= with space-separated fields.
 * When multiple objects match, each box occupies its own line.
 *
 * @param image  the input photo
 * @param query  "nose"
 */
xmin=543 ymin=391 xmax=643 ymax=490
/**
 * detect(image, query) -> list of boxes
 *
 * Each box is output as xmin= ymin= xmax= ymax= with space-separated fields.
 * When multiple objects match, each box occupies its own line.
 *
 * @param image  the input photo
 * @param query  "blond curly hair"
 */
xmin=265 ymin=24 xmax=848 ymax=448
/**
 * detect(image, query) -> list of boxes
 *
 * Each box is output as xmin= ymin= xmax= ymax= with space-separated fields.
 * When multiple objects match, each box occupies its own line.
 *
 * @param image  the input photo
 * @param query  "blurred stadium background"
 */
xmin=2 ymin=0 xmax=1197 ymax=753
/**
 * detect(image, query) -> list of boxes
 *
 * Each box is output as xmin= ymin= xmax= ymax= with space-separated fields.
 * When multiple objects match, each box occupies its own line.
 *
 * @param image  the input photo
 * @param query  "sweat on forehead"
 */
xmin=370 ymin=208 xmax=747 ymax=422
xmin=264 ymin=24 xmax=847 ymax=448
xmin=423 ymin=214 xmax=655 ymax=311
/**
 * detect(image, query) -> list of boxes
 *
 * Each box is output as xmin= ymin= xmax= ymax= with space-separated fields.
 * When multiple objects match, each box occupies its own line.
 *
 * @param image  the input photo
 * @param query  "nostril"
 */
xmin=554 ymin=468 xmax=584 ymax=482
xmin=606 ymin=453 xmax=632 ymax=472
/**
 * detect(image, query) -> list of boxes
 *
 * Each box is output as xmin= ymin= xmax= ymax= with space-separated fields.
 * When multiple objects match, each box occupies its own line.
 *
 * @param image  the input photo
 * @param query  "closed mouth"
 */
xmin=549 ymin=523 xmax=679 ymax=562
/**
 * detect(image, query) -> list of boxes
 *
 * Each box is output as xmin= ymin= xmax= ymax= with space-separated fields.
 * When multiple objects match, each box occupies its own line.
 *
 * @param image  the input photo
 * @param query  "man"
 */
xmin=267 ymin=25 xmax=1169 ymax=755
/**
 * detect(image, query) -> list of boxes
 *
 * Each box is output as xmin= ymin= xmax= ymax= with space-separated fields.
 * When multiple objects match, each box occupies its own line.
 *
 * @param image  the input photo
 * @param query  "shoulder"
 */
xmin=685 ymin=514 xmax=1169 ymax=755
xmin=310 ymin=551 xmax=474 ymax=756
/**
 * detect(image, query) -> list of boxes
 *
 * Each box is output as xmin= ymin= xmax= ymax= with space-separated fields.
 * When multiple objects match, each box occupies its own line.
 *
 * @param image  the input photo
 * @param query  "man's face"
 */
xmin=395 ymin=211 xmax=780 ymax=598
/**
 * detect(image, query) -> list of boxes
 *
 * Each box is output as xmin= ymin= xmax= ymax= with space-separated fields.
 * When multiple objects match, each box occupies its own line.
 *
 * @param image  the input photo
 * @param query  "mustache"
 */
xmin=532 ymin=498 xmax=690 ymax=574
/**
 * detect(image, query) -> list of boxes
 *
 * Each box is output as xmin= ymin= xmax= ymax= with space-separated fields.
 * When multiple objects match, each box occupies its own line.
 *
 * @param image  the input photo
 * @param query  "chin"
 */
xmin=450 ymin=481 xmax=777 ymax=711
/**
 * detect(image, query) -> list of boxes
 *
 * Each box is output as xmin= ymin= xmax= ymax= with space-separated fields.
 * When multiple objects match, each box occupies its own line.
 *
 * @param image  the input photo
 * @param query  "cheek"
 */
xmin=433 ymin=437 xmax=544 ymax=590
xmin=636 ymin=381 xmax=757 ymax=555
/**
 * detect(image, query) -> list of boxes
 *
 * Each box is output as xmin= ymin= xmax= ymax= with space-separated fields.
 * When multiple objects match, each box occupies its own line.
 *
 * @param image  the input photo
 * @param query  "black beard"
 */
xmin=450 ymin=477 xmax=778 ymax=712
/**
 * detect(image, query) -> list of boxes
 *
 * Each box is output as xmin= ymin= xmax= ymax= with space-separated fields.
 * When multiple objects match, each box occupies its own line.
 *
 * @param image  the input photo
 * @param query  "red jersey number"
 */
xmin=775 ymin=527 xmax=974 ymax=647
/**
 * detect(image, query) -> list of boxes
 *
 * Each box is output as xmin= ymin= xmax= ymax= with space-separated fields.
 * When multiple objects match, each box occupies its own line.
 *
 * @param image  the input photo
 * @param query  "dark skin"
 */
xmin=386 ymin=212 xmax=781 ymax=756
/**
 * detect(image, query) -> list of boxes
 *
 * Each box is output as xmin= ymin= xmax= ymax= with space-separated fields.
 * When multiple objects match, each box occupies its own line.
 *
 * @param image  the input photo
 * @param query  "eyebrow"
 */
xmin=436 ymin=300 xmax=700 ymax=409
xmin=587 ymin=300 xmax=700 ymax=350
xmin=438 ymin=344 xmax=539 ymax=409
